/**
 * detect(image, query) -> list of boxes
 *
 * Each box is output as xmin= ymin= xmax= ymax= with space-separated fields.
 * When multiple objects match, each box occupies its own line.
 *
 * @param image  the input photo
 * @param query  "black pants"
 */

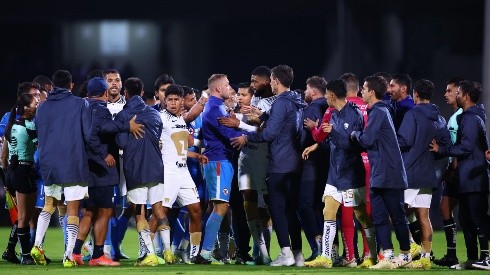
xmin=459 ymin=192 xmax=490 ymax=260
xmin=266 ymin=172 xmax=302 ymax=250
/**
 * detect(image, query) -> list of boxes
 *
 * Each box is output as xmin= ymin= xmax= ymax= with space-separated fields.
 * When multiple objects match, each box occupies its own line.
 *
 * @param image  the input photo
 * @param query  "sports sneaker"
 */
xmin=270 ymin=251 xmax=295 ymax=267
xmin=369 ymin=259 xmax=395 ymax=269
xmin=72 ymin=253 xmax=85 ymax=266
xmin=63 ymin=256 xmax=77 ymax=267
xmin=434 ymin=254 xmax=459 ymax=267
xmin=409 ymin=243 xmax=421 ymax=260
xmin=30 ymin=246 xmax=47 ymax=265
xmin=2 ymin=249 xmax=21 ymax=264
xmin=210 ymin=255 xmax=225 ymax=265
xmin=163 ymin=250 xmax=176 ymax=264
xmin=134 ymin=254 xmax=159 ymax=267
xmin=334 ymin=257 xmax=357 ymax=267
xmin=235 ymin=253 xmax=255 ymax=265
xmin=293 ymin=250 xmax=305 ymax=267
xmin=472 ymin=258 xmax=490 ymax=270
xmin=393 ymin=253 xmax=412 ymax=268
xmin=89 ymin=255 xmax=121 ymax=266
xmin=220 ymin=256 xmax=231 ymax=264
xmin=20 ymin=254 xmax=36 ymax=265
xmin=255 ymin=255 xmax=272 ymax=265
xmin=190 ymin=254 xmax=211 ymax=265
xmin=304 ymin=255 xmax=333 ymax=268
xmin=119 ymin=244 xmax=130 ymax=260
xmin=357 ymin=257 xmax=376 ymax=268
xmin=175 ymin=249 xmax=190 ymax=264
xmin=407 ymin=257 xmax=431 ymax=269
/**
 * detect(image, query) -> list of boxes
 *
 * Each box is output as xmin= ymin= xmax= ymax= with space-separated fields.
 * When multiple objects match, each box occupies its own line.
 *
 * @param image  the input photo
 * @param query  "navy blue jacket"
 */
xmin=327 ymin=102 xmax=365 ymax=190
xmin=247 ymin=91 xmax=307 ymax=174
xmin=438 ymin=104 xmax=489 ymax=193
xmin=398 ymin=103 xmax=451 ymax=189
xmin=300 ymin=97 xmax=328 ymax=149
xmin=352 ymin=100 xmax=407 ymax=189
xmin=115 ymin=96 xmax=164 ymax=191
xmin=36 ymin=87 xmax=92 ymax=187
xmin=391 ymin=95 xmax=415 ymax=132
xmin=86 ymin=99 xmax=130 ymax=187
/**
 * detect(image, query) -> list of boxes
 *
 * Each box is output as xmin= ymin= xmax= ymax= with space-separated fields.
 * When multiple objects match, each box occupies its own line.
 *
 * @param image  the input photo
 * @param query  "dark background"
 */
xmin=0 ymin=0 xmax=484 ymax=227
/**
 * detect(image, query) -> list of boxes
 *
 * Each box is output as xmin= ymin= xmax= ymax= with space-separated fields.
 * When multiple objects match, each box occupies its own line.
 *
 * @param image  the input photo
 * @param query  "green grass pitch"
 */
xmin=0 ymin=226 xmax=479 ymax=274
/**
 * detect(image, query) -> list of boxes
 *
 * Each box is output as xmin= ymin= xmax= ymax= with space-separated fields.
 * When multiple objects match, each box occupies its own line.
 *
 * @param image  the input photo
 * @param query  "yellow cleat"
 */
xmin=30 ymin=246 xmax=47 ymax=265
xmin=135 ymin=254 xmax=159 ymax=267
xmin=163 ymin=250 xmax=176 ymax=264
xmin=407 ymin=257 xmax=431 ymax=269
xmin=369 ymin=259 xmax=395 ymax=269
xmin=410 ymin=243 xmax=421 ymax=259
xmin=63 ymin=256 xmax=78 ymax=267
xmin=304 ymin=255 xmax=333 ymax=268
xmin=156 ymin=255 xmax=166 ymax=265
xmin=357 ymin=257 xmax=377 ymax=268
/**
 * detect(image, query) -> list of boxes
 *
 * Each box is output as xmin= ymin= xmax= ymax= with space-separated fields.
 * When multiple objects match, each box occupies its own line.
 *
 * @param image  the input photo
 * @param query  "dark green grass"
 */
xmin=0 ymin=227 xmax=478 ymax=274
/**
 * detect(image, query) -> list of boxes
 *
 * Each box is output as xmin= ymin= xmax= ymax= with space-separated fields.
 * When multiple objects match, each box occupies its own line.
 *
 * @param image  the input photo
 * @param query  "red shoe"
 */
xmin=89 ymin=255 xmax=121 ymax=266
xmin=72 ymin=253 xmax=85 ymax=266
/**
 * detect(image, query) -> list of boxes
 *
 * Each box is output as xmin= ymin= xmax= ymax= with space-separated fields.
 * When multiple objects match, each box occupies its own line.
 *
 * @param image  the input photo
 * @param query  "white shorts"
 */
xmin=404 ymin=188 xmax=432 ymax=208
xmin=162 ymin=171 xmax=200 ymax=208
xmin=127 ymin=183 xmax=164 ymax=205
xmin=119 ymin=154 xmax=127 ymax=196
xmin=238 ymin=155 xmax=268 ymax=194
xmin=323 ymin=184 xmax=366 ymax=207
xmin=44 ymin=184 xmax=88 ymax=202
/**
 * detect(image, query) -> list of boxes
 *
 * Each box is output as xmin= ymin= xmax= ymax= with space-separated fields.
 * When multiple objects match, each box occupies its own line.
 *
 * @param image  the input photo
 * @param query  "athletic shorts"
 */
xmin=127 ymin=183 xmax=164 ymax=205
xmin=163 ymin=171 xmax=200 ymax=208
xmin=5 ymin=164 xmax=37 ymax=194
xmin=323 ymin=183 xmax=366 ymax=207
xmin=404 ymin=188 xmax=432 ymax=208
xmin=188 ymin=161 xmax=206 ymax=202
xmin=82 ymin=185 xmax=115 ymax=209
xmin=238 ymin=155 xmax=268 ymax=195
xmin=203 ymin=160 xmax=233 ymax=202
xmin=44 ymin=184 xmax=88 ymax=202
xmin=35 ymin=179 xmax=45 ymax=208
xmin=441 ymin=180 xmax=458 ymax=198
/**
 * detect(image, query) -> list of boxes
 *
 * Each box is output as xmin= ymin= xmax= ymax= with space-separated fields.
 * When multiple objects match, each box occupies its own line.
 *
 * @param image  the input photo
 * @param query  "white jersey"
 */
xmin=107 ymin=95 xmax=126 ymax=118
xmin=160 ymin=109 xmax=189 ymax=175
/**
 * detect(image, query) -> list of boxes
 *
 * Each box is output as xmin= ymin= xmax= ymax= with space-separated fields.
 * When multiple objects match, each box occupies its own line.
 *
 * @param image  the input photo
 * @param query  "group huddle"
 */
xmin=0 ymin=65 xmax=489 ymax=270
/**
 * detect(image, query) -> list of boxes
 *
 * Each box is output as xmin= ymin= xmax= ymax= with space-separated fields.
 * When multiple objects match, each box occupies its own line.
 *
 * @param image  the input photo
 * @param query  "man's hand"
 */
xmin=321 ymin=122 xmax=332 ymax=133
xmin=129 ymin=115 xmax=145 ymax=139
xmin=188 ymin=133 xmax=195 ymax=147
xmin=241 ymin=105 xmax=263 ymax=117
xmin=104 ymin=154 xmax=116 ymax=167
xmin=218 ymin=117 xmax=240 ymax=128
xmin=231 ymin=135 xmax=247 ymax=149
xmin=486 ymin=149 xmax=490 ymax=160
xmin=302 ymin=143 xmax=318 ymax=160
xmin=304 ymin=118 xmax=319 ymax=131
xmin=429 ymin=139 xmax=439 ymax=152
xmin=196 ymin=154 xmax=209 ymax=164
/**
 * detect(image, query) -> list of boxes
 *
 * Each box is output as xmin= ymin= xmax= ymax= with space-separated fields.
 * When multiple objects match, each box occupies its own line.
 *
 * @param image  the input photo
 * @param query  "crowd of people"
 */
xmin=0 ymin=65 xmax=489 ymax=270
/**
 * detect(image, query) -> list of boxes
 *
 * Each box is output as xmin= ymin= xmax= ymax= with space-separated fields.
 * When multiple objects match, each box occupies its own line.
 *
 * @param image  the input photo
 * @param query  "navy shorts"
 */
xmin=82 ymin=185 xmax=115 ymax=209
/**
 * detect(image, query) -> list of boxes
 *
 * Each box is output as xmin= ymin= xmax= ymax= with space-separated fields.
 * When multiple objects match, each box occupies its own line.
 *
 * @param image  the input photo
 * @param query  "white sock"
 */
xmin=139 ymin=228 xmax=154 ymax=255
xmin=158 ymin=228 xmax=171 ymax=252
xmin=322 ymin=220 xmax=336 ymax=259
xmin=247 ymin=220 xmax=269 ymax=258
xmin=280 ymin=246 xmax=292 ymax=256
xmin=65 ymin=219 xmax=79 ymax=259
xmin=34 ymin=211 xmax=51 ymax=247
xmin=153 ymin=232 xmax=162 ymax=254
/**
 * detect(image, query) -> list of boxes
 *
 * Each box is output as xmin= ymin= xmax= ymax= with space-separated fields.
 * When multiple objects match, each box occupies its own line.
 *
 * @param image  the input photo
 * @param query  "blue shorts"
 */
xmin=203 ymin=160 xmax=233 ymax=202
xmin=35 ymin=179 xmax=45 ymax=209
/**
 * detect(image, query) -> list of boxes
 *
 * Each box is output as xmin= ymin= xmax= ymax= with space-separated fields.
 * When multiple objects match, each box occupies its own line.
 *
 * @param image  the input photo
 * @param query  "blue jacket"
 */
xmin=327 ymin=102 xmax=365 ymax=190
xmin=115 ymin=96 xmax=164 ymax=190
xmin=398 ymin=103 xmax=451 ymax=189
xmin=248 ymin=91 xmax=307 ymax=174
xmin=352 ymin=100 xmax=407 ymax=189
xmin=86 ymin=99 xmax=130 ymax=187
xmin=391 ymin=95 xmax=415 ymax=132
xmin=36 ymin=87 xmax=92 ymax=187
xmin=300 ymin=97 xmax=328 ymax=149
xmin=438 ymin=104 xmax=489 ymax=193
xmin=202 ymin=96 xmax=245 ymax=162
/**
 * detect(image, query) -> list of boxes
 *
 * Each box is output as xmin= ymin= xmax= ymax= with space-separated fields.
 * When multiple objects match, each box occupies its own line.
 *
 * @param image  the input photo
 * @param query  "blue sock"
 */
xmin=117 ymin=215 xmax=129 ymax=249
xmin=110 ymin=217 xmax=119 ymax=256
xmin=202 ymin=212 xmax=223 ymax=252
xmin=30 ymin=228 xmax=36 ymax=247
xmin=63 ymin=215 xmax=68 ymax=249
xmin=172 ymin=211 xmax=188 ymax=247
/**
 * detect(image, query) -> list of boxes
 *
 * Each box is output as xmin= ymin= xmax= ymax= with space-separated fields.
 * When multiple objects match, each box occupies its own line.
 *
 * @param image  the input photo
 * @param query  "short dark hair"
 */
xmin=413 ymin=79 xmax=434 ymax=100
xmin=5 ymin=93 xmax=35 ymax=143
xmin=373 ymin=72 xmax=392 ymax=84
xmin=459 ymin=80 xmax=482 ymax=103
xmin=154 ymin=74 xmax=175 ymax=91
xmin=339 ymin=73 xmax=359 ymax=92
xmin=32 ymin=75 xmax=53 ymax=91
xmin=237 ymin=82 xmax=251 ymax=89
xmin=87 ymin=69 xmax=104 ymax=80
xmin=271 ymin=65 xmax=294 ymax=88
xmin=77 ymin=80 xmax=88 ymax=98
xmin=364 ymin=75 xmax=387 ymax=100
xmin=326 ymin=79 xmax=347 ymax=98
xmin=306 ymin=76 xmax=327 ymax=94
xmin=103 ymin=69 xmax=120 ymax=78
xmin=124 ymin=77 xmax=144 ymax=98
xmin=391 ymin=73 xmax=412 ymax=93
xmin=165 ymin=84 xmax=184 ymax=98
xmin=251 ymin=66 xmax=271 ymax=77
xmin=17 ymin=82 xmax=40 ymax=97
xmin=447 ymin=76 xmax=465 ymax=87
xmin=52 ymin=70 xmax=72 ymax=89
xmin=182 ymin=86 xmax=196 ymax=97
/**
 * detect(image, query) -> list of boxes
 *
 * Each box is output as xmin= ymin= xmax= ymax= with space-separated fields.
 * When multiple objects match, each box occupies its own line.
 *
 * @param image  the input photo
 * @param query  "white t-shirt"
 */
xmin=160 ymin=109 xmax=189 ymax=175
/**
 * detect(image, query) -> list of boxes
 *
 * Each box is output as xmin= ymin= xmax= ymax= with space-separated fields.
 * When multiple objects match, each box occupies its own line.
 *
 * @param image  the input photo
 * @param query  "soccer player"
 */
xmin=351 ymin=75 xmax=412 ymax=269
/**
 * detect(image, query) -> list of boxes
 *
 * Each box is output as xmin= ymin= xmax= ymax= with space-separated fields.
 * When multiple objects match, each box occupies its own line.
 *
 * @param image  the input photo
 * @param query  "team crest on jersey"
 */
xmin=223 ymin=188 xmax=229 ymax=195
xmin=344 ymin=123 xmax=349 ymax=129
xmin=165 ymin=198 xmax=170 ymax=203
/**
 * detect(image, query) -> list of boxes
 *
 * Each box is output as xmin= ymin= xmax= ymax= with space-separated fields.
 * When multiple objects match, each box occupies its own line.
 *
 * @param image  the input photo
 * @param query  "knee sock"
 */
xmin=443 ymin=218 xmax=457 ymax=257
xmin=200 ymin=213 xmax=223 ymax=257
xmin=7 ymin=223 xmax=18 ymax=251
xmin=17 ymin=226 xmax=31 ymax=257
